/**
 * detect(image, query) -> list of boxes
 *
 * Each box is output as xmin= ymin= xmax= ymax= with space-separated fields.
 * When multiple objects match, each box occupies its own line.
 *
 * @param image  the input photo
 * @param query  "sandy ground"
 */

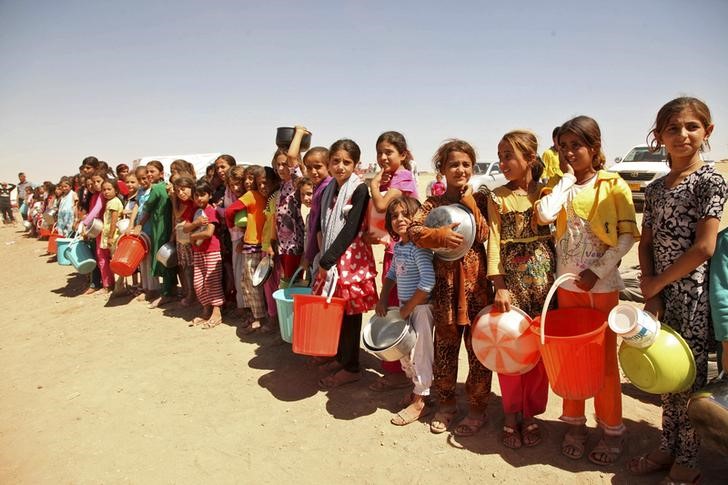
xmin=1 ymin=167 xmax=727 ymax=484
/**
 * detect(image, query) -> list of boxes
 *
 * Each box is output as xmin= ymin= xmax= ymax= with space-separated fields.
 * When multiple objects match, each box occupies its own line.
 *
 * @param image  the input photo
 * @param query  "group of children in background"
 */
xmin=13 ymin=97 xmax=728 ymax=484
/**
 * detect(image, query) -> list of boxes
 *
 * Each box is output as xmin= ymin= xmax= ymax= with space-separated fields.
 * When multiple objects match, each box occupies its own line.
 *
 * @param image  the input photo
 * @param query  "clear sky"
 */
xmin=1 ymin=0 xmax=727 ymax=183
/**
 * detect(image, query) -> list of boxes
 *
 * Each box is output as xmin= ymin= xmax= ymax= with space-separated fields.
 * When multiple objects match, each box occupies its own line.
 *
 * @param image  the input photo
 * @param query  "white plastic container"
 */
xmin=608 ymin=304 xmax=660 ymax=348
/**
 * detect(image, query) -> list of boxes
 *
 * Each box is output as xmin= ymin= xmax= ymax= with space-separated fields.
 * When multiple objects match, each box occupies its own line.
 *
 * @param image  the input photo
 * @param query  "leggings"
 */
xmin=336 ymin=313 xmax=363 ymax=373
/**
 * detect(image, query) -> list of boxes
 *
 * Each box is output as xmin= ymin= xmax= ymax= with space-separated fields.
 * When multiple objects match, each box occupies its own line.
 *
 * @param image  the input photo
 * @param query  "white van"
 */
xmin=609 ymin=145 xmax=669 ymax=202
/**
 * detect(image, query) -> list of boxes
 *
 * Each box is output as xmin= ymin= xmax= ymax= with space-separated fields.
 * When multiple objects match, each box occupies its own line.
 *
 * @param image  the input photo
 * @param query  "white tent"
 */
xmin=132 ymin=153 xmax=221 ymax=180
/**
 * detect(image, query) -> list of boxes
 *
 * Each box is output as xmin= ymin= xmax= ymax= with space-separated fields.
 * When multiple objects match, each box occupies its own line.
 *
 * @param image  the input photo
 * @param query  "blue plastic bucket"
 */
xmin=56 ymin=238 xmax=73 ymax=266
xmin=273 ymin=285 xmax=313 ymax=343
xmin=66 ymin=239 xmax=97 ymax=274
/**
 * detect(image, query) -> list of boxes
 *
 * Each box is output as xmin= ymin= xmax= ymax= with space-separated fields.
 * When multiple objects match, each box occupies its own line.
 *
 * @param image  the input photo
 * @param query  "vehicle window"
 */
xmin=623 ymin=147 xmax=666 ymax=163
xmin=474 ymin=162 xmax=488 ymax=174
xmin=487 ymin=162 xmax=501 ymax=175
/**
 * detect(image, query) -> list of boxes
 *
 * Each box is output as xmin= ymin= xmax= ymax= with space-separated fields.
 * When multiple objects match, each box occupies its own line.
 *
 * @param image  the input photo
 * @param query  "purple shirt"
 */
xmin=82 ymin=192 xmax=106 ymax=228
xmin=380 ymin=168 xmax=418 ymax=253
xmin=304 ymin=176 xmax=333 ymax=263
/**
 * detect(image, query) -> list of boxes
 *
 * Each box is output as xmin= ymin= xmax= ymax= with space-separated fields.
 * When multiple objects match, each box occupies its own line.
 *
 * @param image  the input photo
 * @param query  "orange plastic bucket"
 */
xmin=532 ymin=274 xmax=608 ymax=400
xmin=111 ymin=234 xmax=148 ymax=276
xmin=292 ymin=274 xmax=346 ymax=356
xmin=47 ymin=231 xmax=61 ymax=255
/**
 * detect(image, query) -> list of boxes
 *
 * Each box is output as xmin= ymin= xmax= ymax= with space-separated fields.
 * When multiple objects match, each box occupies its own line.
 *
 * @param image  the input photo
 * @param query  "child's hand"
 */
xmin=560 ymin=156 xmax=574 ymax=177
xmin=235 ymin=240 xmax=244 ymax=254
xmin=576 ymin=269 xmax=599 ymax=291
xmin=443 ymin=223 xmax=464 ymax=249
xmin=294 ymin=125 xmax=310 ymax=135
xmin=131 ymin=225 xmax=142 ymax=236
xmin=643 ymin=295 xmax=665 ymax=321
xmin=375 ymin=299 xmax=387 ymax=317
xmin=194 ymin=215 xmax=208 ymax=226
xmin=494 ymin=288 xmax=511 ymax=313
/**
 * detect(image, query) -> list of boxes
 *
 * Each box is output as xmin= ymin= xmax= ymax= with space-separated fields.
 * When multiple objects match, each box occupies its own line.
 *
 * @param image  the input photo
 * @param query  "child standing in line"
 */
xmin=56 ymin=177 xmax=77 ymax=237
xmin=276 ymin=126 xmax=306 ymax=282
xmin=368 ymin=131 xmax=420 ymax=392
xmin=131 ymin=165 xmax=160 ymax=299
xmin=99 ymin=180 xmax=123 ymax=295
xmin=225 ymin=165 xmax=249 ymax=317
xmin=408 ymin=139 xmax=493 ymax=437
xmin=316 ymin=139 xmax=378 ymax=389
xmin=261 ymin=167 xmax=283 ymax=334
xmin=375 ymin=195 xmax=435 ymax=426
xmin=630 ymin=97 xmax=727 ymax=484
xmin=488 ymin=130 xmax=553 ymax=448
xmin=536 ymin=116 xmax=639 ymax=465
xmin=173 ymin=176 xmax=197 ymax=307
xmin=300 ymin=146 xmax=331 ymax=276
xmin=224 ymin=165 xmax=270 ymax=333
xmin=186 ymin=181 xmax=225 ymax=328
xmin=80 ymin=172 xmax=107 ymax=295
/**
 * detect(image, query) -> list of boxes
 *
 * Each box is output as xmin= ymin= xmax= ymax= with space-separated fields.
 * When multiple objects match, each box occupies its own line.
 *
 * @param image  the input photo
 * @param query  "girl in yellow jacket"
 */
xmin=536 ymin=116 xmax=639 ymax=466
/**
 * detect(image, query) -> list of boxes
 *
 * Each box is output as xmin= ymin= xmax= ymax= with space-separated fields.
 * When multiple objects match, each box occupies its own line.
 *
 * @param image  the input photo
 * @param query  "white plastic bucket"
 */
xmin=608 ymin=304 xmax=660 ymax=348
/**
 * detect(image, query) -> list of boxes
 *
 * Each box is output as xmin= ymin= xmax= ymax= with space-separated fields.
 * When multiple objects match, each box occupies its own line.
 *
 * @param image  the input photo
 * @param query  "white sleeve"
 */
xmin=590 ymin=233 xmax=635 ymax=280
xmin=536 ymin=173 xmax=577 ymax=223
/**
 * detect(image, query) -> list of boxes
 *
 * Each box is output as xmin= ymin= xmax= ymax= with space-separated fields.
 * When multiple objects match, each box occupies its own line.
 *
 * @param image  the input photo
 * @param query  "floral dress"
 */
xmin=643 ymin=164 xmax=727 ymax=467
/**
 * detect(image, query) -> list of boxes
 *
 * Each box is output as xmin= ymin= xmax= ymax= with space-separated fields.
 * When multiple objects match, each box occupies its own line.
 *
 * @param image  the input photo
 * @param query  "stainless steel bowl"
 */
xmin=116 ymin=218 xmax=131 ymax=235
xmin=424 ymin=204 xmax=476 ymax=261
xmin=252 ymin=255 xmax=273 ymax=287
xmin=156 ymin=242 xmax=178 ymax=268
xmin=363 ymin=308 xmax=417 ymax=361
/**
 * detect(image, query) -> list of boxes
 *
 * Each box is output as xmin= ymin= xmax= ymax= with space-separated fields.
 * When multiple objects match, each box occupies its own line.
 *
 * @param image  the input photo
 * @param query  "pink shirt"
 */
xmin=380 ymin=168 xmax=418 ymax=253
xmin=192 ymin=205 xmax=221 ymax=253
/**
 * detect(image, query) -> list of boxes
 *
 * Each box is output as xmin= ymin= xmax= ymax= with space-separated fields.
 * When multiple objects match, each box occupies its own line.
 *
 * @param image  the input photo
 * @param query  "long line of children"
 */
xmin=23 ymin=97 xmax=727 ymax=484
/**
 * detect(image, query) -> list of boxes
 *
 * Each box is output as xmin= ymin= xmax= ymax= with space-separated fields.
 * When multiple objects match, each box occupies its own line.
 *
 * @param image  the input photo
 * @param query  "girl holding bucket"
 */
xmin=408 ymin=139 xmax=493 ymax=437
xmin=630 ymin=97 xmax=727 ymax=484
xmin=56 ymin=177 xmax=77 ymax=238
xmin=536 ymin=116 xmax=639 ymax=465
xmin=315 ymin=139 xmax=378 ymax=389
xmin=487 ymin=130 xmax=554 ymax=448
xmin=131 ymin=165 xmax=160 ymax=300
xmin=98 ymin=180 xmax=123 ymax=295
xmin=375 ymin=195 xmax=435 ymax=426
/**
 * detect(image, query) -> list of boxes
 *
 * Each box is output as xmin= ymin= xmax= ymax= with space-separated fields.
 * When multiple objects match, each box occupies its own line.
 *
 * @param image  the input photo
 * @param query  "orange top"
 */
xmin=241 ymin=191 xmax=266 ymax=245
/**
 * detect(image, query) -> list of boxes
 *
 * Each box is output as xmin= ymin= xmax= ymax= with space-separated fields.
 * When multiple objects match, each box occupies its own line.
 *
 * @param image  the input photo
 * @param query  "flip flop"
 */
xmin=501 ymin=425 xmax=522 ymax=449
xmin=522 ymin=422 xmax=543 ymax=448
xmin=628 ymin=453 xmax=673 ymax=475
xmin=452 ymin=415 xmax=487 ymax=437
xmin=588 ymin=436 xmax=624 ymax=465
xmin=430 ymin=410 xmax=456 ymax=434
xmin=390 ymin=404 xmax=431 ymax=426
xmin=318 ymin=370 xmax=360 ymax=390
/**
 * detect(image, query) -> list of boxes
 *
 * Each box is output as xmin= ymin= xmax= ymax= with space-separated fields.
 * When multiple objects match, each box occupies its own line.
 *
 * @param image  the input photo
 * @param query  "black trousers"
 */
xmin=336 ymin=313 xmax=362 ymax=373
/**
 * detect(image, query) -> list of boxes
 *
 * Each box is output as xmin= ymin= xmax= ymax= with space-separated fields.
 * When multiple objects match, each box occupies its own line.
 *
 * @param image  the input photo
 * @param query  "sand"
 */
xmin=1 ymin=167 xmax=727 ymax=484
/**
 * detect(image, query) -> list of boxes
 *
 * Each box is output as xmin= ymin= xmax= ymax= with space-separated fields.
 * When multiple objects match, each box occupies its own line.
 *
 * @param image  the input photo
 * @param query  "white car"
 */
xmin=470 ymin=161 xmax=507 ymax=192
xmin=609 ymin=145 xmax=669 ymax=203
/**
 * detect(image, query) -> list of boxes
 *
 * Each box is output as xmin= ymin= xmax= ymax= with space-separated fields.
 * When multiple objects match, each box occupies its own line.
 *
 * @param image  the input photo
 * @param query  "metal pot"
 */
xmin=424 ymin=203 xmax=476 ymax=261
xmin=252 ymin=255 xmax=273 ymax=287
xmin=156 ymin=242 xmax=178 ymax=268
xmin=23 ymin=220 xmax=32 ymax=232
xmin=275 ymin=127 xmax=312 ymax=151
xmin=78 ymin=219 xmax=103 ymax=239
xmin=43 ymin=208 xmax=57 ymax=226
xmin=363 ymin=308 xmax=417 ymax=361
xmin=116 ymin=218 xmax=131 ymax=235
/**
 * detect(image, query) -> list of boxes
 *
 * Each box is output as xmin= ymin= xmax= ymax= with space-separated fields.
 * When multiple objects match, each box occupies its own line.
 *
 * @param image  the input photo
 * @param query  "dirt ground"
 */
xmin=1 ymin=167 xmax=727 ymax=484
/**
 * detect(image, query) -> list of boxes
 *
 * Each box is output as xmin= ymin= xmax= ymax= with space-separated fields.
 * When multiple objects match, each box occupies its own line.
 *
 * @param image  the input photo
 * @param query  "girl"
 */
xmin=173 ymin=176 xmax=197 ymax=306
xmin=131 ymin=165 xmax=160 ymax=298
xmin=224 ymin=165 xmax=269 ymax=333
xmin=488 ymin=130 xmax=553 ymax=448
xmin=369 ymin=131 xmax=419 ymax=392
xmin=225 ymin=165 xmax=248 ymax=317
xmin=213 ymin=154 xmax=237 ymax=310
xmin=408 ymin=139 xmax=493 ymax=437
xmin=0 ymin=181 xmax=16 ymax=225
xmin=56 ymin=177 xmax=77 ymax=237
xmin=134 ymin=161 xmax=175 ymax=308
xmin=99 ymin=180 xmax=123 ymax=294
xmin=301 ymin=146 xmax=331 ymax=275
xmin=185 ymin=181 xmax=225 ymax=328
xmin=375 ymin=196 xmax=435 ymax=426
xmin=80 ymin=172 xmax=107 ymax=295
xmin=316 ymin=139 xmax=378 ymax=389
xmin=170 ymin=159 xmax=196 ymax=180
xmin=630 ymin=97 xmax=727 ymax=483
xmin=277 ymin=127 xmax=306 ymax=282
xmin=536 ymin=116 xmax=639 ymax=465
xmin=261 ymin=166 xmax=283 ymax=335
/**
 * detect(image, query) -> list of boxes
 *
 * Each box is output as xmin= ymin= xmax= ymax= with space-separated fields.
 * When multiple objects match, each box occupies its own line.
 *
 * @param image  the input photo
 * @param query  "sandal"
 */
xmin=430 ymin=410 xmax=456 ymax=434
xmin=390 ymin=403 xmax=431 ymax=426
xmin=501 ymin=425 xmax=522 ymax=449
xmin=201 ymin=317 xmax=222 ymax=329
xmin=628 ymin=453 xmax=673 ymax=475
xmin=319 ymin=369 xmax=361 ymax=389
xmin=522 ymin=422 xmax=543 ymax=447
xmin=588 ymin=436 xmax=624 ymax=466
xmin=191 ymin=317 xmax=208 ymax=326
xmin=368 ymin=374 xmax=412 ymax=392
xmin=561 ymin=430 xmax=588 ymax=460
xmin=453 ymin=414 xmax=487 ymax=437
xmin=659 ymin=471 xmax=702 ymax=485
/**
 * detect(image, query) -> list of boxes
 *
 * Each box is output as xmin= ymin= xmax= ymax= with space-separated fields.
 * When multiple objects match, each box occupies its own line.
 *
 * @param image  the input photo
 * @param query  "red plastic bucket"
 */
xmin=111 ymin=234 xmax=149 ymax=276
xmin=47 ymin=231 xmax=61 ymax=255
xmin=532 ymin=274 xmax=608 ymax=400
xmin=292 ymin=274 xmax=345 ymax=356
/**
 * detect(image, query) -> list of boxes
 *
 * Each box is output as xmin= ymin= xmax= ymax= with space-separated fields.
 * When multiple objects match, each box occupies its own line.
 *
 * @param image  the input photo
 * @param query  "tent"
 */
xmin=132 ymin=153 xmax=221 ymax=180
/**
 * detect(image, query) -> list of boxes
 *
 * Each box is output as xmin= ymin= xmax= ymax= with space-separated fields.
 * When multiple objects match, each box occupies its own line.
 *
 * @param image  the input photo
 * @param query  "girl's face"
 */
xmin=441 ymin=151 xmax=473 ymax=189
xmin=60 ymin=182 xmax=71 ymax=195
xmin=84 ymin=178 xmax=94 ymax=191
xmin=125 ymin=175 xmax=138 ymax=194
xmin=101 ymin=182 xmax=117 ymax=200
xmin=137 ymin=171 xmax=150 ymax=189
xmin=390 ymin=203 xmax=412 ymax=240
xmin=194 ymin=191 xmax=210 ymax=208
xmin=274 ymin=154 xmax=290 ymax=181
xmin=657 ymin=108 xmax=714 ymax=161
xmin=176 ymin=185 xmax=193 ymax=201
xmin=54 ymin=186 xmax=63 ymax=197
xmin=146 ymin=165 xmax=163 ymax=183
xmin=215 ymin=158 xmax=231 ymax=181
xmin=118 ymin=167 xmax=129 ymax=179
xmin=228 ymin=178 xmax=245 ymax=198
xmin=256 ymin=174 xmax=270 ymax=198
xmin=299 ymin=183 xmax=314 ymax=208
xmin=329 ymin=149 xmax=356 ymax=186
xmin=558 ymin=132 xmax=597 ymax=179
xmin=244 ymin=174 xmax=255 ymax=192
xmin=91 ymin=175 xmax=104 ymax=193
xmin=497 ymin=140 xmax=530 ymax=183
xmin=304 ymin=153 xmax=329 ymax=186
xmin=376 ymin=141 xmax=406 ymax=174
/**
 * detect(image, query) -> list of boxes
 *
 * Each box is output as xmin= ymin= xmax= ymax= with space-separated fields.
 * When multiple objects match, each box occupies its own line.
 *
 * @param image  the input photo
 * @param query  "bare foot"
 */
xmin=82 ymin=287 xmax=98 ymax=296
xmin=148 ymin=295 xmax=175 ymax=309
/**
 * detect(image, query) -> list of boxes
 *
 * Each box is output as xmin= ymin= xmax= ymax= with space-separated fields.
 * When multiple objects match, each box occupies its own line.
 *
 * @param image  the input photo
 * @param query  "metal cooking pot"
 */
xmin=156 ymin=242 xmax=178 ymax=268
xmin=424 ymin=204 xmax=476 ymax=261
xmin=43 ymin=208 xmax=57 ymax=226
xmin=363 ymin=308 xmax=417 ymax=361
xmin=252 ymin=255 xmax=273 ymax=287
xmin=78 ymin=219 xmax=103 ymax=239
xmin=275 ymin=127 xmax=312 ymax=151
xmin=116 ymin=218 xmax=131 ymax=235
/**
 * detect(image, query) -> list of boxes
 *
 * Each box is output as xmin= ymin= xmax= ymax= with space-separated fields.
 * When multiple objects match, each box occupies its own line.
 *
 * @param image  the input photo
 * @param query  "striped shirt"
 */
xmin=386 ymin=241 xmax=435 ymax=302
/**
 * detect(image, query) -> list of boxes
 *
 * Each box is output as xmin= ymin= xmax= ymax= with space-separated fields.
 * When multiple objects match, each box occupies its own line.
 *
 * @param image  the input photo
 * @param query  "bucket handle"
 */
xmin=539 ymin=273 xmax=595 ymax=345
xmin=288 ymin=266 xmax=309 ymax=288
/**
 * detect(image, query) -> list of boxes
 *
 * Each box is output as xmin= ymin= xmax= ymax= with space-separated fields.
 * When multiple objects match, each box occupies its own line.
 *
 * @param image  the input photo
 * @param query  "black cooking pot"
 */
xmin=276 ymin=127 xmax=312 ymax=151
